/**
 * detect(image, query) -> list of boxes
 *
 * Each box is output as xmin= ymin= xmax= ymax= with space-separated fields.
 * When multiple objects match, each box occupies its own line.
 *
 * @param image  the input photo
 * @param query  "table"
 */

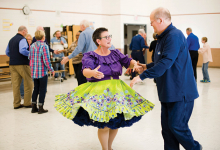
xmin=0 ymin=63 xmax=9 ymax=68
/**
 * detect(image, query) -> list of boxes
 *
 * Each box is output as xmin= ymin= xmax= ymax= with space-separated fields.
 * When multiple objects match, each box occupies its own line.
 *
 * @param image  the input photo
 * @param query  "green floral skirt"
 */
xmin=54 ymin=79 xmax=154 ymax=129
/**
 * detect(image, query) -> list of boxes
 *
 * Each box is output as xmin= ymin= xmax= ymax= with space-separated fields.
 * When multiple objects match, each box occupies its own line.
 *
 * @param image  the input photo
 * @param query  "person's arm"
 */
xmin=5 ymin=44 xmax=10 ymax=57
xmin=128 ymin=60 xmax=137 ymax=68
xmin=28 ymin=45 xmax=32 ymax=60
xmin=198 ymin=44 xmax=208 ymax=54
xmin=61 ymin=37 xmax=68 ymax=48
xmin=67 ymin=42 xmax=76 ymax=53
xmin=140 ymin=37 xmax=149 ymax=49
xmin=68 ymin=33 xmax=86 ymax=59
xmin=146 ymin=62 xmax=154 ymax=69
xmin=45 ymin=39 xmax=54 ymax=53
xmin=42 ymin=44 xmax=54 ymax=72
xmin=187 ymin=37 xmax=191 ymax=50
xmin=139 ymin=35 xmax=181 ymax=80
xmin=83 ymin=66 xmax=104 ymax=79
xmin=19 ymin=39 xmax=29 ymax=56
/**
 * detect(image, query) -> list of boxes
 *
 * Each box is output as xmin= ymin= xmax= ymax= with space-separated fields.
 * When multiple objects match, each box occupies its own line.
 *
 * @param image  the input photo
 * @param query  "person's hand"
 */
xmin=130 ymin=76 xmax=142 ymax=88
xmin=60 ymin=50 xmax=65 ymax=53
xmin=93 ymin=65 xmax=104 ymax=79
xmin=133 ymin=62 xmax=147 ymax=74
xmin=54 ymin=50 xmax=59 ymax=54
xmin=61 ymin=40 xmax=64 ymax=45
xmin=52 ymin=71 xmax=55 ymax=77
xmin=61 ymin=57 xmax=69 ymax=65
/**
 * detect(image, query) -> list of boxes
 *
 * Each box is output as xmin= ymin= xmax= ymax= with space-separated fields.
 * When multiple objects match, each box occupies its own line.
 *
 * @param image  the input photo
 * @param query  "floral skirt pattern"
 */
xmin=54 ymin=79 xmax=154 ymax=129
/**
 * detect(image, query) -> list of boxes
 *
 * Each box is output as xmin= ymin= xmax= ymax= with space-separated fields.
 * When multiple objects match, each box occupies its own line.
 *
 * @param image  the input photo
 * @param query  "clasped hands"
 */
xmin=133 ymin=62 xmax=147 ymax=74
xmin=130 ymin=63 xmax=147 ymax=88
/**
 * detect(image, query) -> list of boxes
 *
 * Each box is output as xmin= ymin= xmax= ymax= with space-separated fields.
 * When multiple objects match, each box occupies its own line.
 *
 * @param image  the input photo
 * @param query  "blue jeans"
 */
xmin=202 ymin=62 xmax=210 ymax=81
xmin=20 ymin=79 xmax=24 ymax=97
xmin=32 ymin=75 xmax=48 ymax=105
xmin=131 ymin=50 xmax=145 ymax=78
xmin=161 ymin=99 xmax=200 ymax=150
xmin=53 ymin=53 xmax=65 ymax=78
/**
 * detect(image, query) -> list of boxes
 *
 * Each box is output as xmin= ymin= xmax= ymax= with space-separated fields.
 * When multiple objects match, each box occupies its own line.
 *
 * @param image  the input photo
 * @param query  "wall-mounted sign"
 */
xmin=2 ymin=19 xmax=11 ymax=31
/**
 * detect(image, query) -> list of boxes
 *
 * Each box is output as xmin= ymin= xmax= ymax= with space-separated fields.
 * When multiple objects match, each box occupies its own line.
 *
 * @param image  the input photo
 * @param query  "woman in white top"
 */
xmin=198 ymin=37 xmax=213 ymax=82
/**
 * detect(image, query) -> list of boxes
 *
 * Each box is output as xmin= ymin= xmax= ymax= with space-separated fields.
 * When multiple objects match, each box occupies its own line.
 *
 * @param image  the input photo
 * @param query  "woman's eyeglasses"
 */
xmin=100 ymin=35 xmax=112 ymax=40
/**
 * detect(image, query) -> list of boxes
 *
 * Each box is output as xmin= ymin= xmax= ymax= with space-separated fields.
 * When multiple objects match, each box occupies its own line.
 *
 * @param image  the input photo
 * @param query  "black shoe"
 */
xmin=14 ymin=104 xmax=24 ymax=109
xmin=24 ymin=105 xmax=32 ymax=108
xmin=38 ymin=105 xmax=48 ymax=114
xmin=63 ymin=77 xmax=67 ymax=80
xmin=31 ymin=104 xmax=38 ymax=113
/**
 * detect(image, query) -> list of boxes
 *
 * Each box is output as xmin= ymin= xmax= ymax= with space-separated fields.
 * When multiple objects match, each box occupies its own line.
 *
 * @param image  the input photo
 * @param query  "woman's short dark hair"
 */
xmin=93 ymin=27 xmax=108 ymax=46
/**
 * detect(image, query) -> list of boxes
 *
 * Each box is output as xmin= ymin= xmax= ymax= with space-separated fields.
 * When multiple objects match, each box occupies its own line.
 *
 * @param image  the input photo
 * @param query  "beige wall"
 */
xmin=198 ymin=48 xmax=220 ymax=68
xmin=147 ymin=48 xmax=220 ymax=68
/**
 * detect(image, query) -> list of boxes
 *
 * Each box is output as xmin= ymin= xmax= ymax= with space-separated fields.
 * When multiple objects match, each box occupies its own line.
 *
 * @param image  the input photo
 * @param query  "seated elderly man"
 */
xmin=50 ymin=30 xmax=68 ymax=80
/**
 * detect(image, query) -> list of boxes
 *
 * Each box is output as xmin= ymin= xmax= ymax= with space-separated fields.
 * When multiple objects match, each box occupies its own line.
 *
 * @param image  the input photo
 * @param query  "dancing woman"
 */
xmin=54 ymin=27 xmax=154 ymax=150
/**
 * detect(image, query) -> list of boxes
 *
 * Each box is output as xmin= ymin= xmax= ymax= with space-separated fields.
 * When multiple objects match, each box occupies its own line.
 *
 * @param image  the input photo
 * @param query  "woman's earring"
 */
xmin=99 ymin=45 xmax=101 ymax=48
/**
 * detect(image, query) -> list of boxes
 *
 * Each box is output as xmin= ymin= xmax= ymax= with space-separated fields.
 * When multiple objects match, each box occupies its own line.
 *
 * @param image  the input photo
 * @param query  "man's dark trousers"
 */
xmin=161 ymin=98 xmax=200 ymax=150
xmin=189 ymin=50 xmax=198 ymax=80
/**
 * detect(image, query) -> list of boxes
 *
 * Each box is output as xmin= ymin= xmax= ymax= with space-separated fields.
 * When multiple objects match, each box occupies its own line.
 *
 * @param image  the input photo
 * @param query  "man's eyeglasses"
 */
xmin=100 ymin=35 xmax=112 ymax=40
xmin=150 ymin=20 xmax=156 ymax=25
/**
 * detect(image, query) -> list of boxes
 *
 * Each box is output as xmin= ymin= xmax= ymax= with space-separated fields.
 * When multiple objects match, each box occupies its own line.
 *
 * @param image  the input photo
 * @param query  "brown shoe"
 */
xmin=38 ymin=105 xmax=48 ymax=114
xmin=31 ymin=104 xmax=38 ymax=113
xmin=24 ymin=105 xmax=32 ymax=108
xmin=14 ymin=104 xmax=24 ymax=109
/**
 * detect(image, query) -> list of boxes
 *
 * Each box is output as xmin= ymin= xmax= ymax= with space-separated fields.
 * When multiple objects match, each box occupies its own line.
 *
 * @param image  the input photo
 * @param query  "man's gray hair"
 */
xmin=186 ymin=28 xmax=192 ymax=32
xmin=153 ymin=7 xmax=171 ymax=21
xmin=138 ymin=29 xmax=145 ymax=34
xmin=80 ymin=20 xmax=90 ymax=28
xmin=18 ymin=26 xmax=27 ymax=32
xmin=36 ymin=26 xmax=44 ymax=31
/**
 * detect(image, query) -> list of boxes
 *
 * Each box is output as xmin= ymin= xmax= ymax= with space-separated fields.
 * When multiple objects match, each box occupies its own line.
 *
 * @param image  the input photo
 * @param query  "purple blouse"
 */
xmin=82 ymin=49 xmax=132 ymax=82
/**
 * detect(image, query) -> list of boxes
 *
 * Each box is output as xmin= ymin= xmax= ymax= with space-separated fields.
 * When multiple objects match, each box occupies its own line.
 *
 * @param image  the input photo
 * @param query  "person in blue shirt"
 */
xmin=186 ymin=28 xmax=200 ymax=80
xmin=129 ymin=29 xmax=149 ymax=79
xmin=131 ymin=7 xmax=202 ymax=150
xmin=61 ymin=20 xmax=97 ymax=84
xmin=5 ymin=26 xmax=33 ymax=109
xmin=51 ymin=30 xmax=68 ymax=80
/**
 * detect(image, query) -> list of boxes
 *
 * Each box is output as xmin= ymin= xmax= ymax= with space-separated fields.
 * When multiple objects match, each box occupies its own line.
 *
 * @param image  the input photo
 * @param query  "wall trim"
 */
xmin=0 ymin=7 xmax=220 ymax=17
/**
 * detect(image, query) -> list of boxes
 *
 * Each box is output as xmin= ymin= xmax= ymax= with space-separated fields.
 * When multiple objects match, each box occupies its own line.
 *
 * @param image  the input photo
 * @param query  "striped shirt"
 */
xmin=50 ymin=37 xmax=68 ymax=51
xmin=29 ymin=40 xmax=54 ymax=79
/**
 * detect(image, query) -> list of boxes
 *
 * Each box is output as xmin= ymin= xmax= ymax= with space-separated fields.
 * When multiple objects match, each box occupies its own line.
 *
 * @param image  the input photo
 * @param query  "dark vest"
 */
xmin=8 ymin=33 xmax=29 ymax=65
